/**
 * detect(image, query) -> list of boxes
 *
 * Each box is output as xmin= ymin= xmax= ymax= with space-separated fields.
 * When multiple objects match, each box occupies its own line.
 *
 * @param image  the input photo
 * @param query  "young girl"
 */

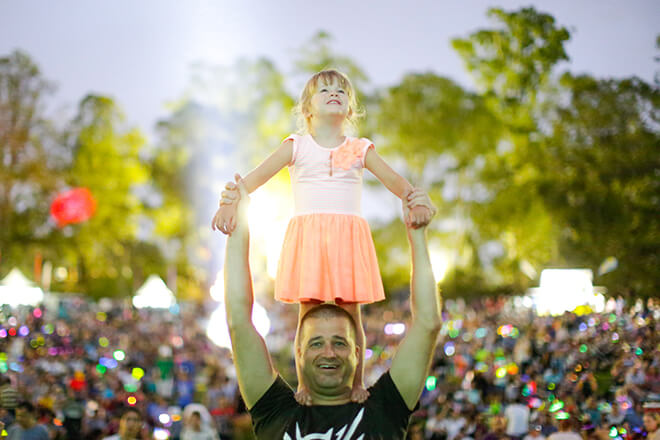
xmin=212 ymin=69 xmax=434 ymax=404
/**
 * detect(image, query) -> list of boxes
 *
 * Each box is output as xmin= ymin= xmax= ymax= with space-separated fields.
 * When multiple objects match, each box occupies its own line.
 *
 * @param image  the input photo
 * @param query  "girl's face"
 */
xmin=307 ymin=78 xmax=349 ymax=121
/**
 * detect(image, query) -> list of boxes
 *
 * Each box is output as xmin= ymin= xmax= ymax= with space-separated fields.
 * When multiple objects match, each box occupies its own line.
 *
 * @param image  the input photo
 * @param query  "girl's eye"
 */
xmin=338 ymin=89 xmax=345 ymax=94
xmin=319 ymin=88 xmax=328 ymax=92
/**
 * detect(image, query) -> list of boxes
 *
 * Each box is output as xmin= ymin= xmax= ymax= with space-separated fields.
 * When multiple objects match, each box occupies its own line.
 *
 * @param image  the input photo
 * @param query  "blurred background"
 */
xmin=0 ymin=1 xmax=658 ymax=439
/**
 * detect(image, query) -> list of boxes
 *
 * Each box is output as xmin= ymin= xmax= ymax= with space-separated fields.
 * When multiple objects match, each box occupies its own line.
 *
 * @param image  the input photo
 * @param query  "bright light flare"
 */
xmin=529 ymin=269 xmax=605 ymax=316
xmin=247 ymin=188 xmax=291 ymax=279
xmin=428 ymin=245 xmax=451 ymax=283
xmin=206 ymin=301 xmax=271 ymax=349
xmin=132 ymin=275 xmax=176 ymax=309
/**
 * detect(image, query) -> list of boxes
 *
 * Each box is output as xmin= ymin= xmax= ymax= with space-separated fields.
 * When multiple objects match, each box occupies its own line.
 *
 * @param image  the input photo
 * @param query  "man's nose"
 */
xmin=321 ymin=343 xmax=336 ymax=356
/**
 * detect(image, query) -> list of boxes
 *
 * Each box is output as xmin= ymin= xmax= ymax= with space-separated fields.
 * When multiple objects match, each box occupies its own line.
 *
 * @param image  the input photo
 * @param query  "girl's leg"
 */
xmin=338 ymin=302 xmax=369 ymax=403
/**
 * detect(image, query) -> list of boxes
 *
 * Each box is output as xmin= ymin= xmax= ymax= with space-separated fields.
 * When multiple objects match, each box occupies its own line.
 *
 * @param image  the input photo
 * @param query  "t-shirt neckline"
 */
xmin=307 ymin=133 xmax=349 ymax=150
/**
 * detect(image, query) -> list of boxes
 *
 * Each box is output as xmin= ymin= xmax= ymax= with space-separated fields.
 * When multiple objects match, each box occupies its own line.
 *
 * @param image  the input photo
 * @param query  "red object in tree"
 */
xmin=50 ymin=188 xmax=97 ymax=227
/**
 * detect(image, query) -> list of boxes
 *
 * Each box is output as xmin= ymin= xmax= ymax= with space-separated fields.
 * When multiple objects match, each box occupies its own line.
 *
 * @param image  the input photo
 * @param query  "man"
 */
xmin=223 ymin=175 xmax=441 ymax=439
xmin=102 ymin=407 xmax=143 ymax=440
xmin=5 ymin=401 xmax=49 ymax=440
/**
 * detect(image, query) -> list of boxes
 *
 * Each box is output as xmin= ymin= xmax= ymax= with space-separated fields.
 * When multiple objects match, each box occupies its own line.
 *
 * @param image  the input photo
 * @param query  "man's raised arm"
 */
xmin=224 ymin=174 xmax=277 ymax=409
xmin=390 ymin=190 xmax=442 ymax=410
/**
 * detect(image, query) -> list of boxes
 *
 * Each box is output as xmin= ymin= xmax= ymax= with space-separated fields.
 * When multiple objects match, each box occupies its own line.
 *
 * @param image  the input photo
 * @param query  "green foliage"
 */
xmin=540 ymin=74 xmax=660 ymax=296
xmin=0 ymin=50 xmax=62 ymax=271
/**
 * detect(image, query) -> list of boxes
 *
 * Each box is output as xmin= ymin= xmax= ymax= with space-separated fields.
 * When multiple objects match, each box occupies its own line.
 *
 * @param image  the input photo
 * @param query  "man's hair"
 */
xmin=120 ymin=406 xmax=142 ymax=420
xmin=16 ymin=401 xmax=35 ymax=413
xmin=298 ymin=304 xmax=358 ymax=347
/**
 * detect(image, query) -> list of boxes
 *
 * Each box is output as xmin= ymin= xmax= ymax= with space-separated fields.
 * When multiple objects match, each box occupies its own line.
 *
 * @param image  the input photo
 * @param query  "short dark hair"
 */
xmin=298 ymin=304 xmax=357 ymax=347
xmin=16 ymin=401 xmax=35 ymax=413
xmin=120 ymin=406 xmax=142 ymax=420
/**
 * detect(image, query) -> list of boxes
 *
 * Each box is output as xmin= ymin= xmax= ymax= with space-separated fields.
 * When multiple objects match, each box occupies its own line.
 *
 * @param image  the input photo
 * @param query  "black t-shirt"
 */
xmin=249 ymin=371 xmax=416 ymax=439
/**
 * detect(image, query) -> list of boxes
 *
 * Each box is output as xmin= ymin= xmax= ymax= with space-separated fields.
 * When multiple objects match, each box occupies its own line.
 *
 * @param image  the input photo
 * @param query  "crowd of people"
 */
xmin=0 ymin=294 xmax=657 ymax=439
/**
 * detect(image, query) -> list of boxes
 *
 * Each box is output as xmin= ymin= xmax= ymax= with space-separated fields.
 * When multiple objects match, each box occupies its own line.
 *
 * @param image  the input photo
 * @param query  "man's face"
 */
xmin=297 ymin=316 xmax=358 ymax=399
xmin=119 ymin=411 xmax=142 ymax=438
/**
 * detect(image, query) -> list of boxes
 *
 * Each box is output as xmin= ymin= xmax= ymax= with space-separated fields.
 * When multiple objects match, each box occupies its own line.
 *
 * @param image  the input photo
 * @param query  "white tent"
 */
xmin=0 ymin=268 xmax=44 ymax=307
xmin=132 ymin=275 xmax=176 ymax=309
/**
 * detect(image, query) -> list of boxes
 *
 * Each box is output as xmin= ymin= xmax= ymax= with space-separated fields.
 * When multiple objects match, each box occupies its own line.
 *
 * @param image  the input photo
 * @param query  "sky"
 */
xmin=2 ymin=0 xmax=658 ymax=139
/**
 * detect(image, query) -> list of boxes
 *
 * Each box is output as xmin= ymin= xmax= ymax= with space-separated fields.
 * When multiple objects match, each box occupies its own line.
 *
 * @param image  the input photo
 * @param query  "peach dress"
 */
xmin=275 ymin=134 xmax=385 ymax=304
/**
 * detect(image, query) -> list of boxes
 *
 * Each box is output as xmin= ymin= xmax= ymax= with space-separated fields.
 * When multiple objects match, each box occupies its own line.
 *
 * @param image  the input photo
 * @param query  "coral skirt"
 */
xmin=275 ymin=213 xmax=385 ymax=304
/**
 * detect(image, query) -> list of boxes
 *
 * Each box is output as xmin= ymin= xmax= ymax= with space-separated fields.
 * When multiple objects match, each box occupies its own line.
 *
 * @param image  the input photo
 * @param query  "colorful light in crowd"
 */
xmin=495 ymin=367 xmax=506 ymax=378
xmin=555 ymin=410 xmax=570 ymax=420
xmin=425 ymin=376 xmax=437 ymax=391
xmin=384 ymin=322 xmax=406 ymax=335
xmin=159 ymin=413 xmax=171 ymax=424
xmin=99 ymin=357 xmax=118 ymax=369
xmin=33 ymin=308 xmax=42 ymax=318
xmin=579 ymin=344 xmax=588 ymax=353
xmin=444 ymin=342 xmax=455 ymax=356
xmin=153 ymin=428 xmax=170 ymax=440
xmin=50 ymin=187 xmax=96 ymax=227
xmin=98 ymin=337 xmax=109 ymax=347
xmin=113 ymin=350 xmax=125 ymax=361
xmin=549 ymin=400 xmax=564 ymax=412
xmin=132 ymin=367 xmax=145 ymax=380
xmin=18 ymin=326 xmax=29 ymax=337
xmin=127 ymin=396 xmax=137 ymax=406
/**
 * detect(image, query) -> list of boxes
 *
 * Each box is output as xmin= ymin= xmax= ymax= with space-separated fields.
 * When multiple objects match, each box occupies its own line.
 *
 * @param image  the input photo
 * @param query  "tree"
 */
xmin=0 ymin=50 xmax=65 ymax=274
xmin=541 ymin=74 xmax=659 ymax=297
xmin=56 ymin=95 xmax=153 ymax=297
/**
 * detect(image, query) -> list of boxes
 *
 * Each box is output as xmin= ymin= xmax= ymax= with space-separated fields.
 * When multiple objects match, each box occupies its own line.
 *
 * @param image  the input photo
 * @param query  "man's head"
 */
xmin=118 ymin=407 xmax=142 ymax=438
xmin=15 ymin=401 xmax=37 ymax=428
xmin=296 ymin=305 xmax=359 ymax=402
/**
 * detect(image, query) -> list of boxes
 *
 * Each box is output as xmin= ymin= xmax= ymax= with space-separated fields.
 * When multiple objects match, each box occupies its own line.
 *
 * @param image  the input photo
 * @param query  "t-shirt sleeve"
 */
xmin=283 ymin=134 xmax=299 ymax=166
xmin=369 ymin=371 xmax=419 ymax=426
xmin=248 ymin=375 xmax=297 ymax=432
xmin=359 ymin=137 xmax=375 ymax=167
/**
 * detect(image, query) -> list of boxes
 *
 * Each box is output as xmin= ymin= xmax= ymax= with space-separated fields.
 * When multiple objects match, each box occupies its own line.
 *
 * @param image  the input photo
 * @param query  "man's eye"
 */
xmin=334 ymin=341 xmax=346 ymax=347
xmin=311 ymin=342 xmax=322 ymax=347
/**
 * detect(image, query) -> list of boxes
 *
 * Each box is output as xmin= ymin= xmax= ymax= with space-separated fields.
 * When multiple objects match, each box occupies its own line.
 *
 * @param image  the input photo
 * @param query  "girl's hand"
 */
xmin=211 ymin=180 xmax=242 ymax=234
xmin=220 ymin=181 xmax=240 ymax=206
xmin=404 ymin=188 xmax=436 ymax=228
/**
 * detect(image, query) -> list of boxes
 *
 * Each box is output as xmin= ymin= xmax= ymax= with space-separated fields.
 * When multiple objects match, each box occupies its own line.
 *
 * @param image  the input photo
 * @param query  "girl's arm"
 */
xmin=365 ymin=148 xmax=433 ymax=227
xmin=241 ymin=138 xmax=294 ymax=193
xmin=364 ymin=148 xmax=413 ymax=199
xmin=212 ymin=139 xmax=293 ymax=234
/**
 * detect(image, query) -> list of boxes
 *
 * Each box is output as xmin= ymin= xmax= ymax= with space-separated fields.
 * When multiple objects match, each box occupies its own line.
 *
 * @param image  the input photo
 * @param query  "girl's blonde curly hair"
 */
xmin=293 ymin=69 xmax=364 ymax=135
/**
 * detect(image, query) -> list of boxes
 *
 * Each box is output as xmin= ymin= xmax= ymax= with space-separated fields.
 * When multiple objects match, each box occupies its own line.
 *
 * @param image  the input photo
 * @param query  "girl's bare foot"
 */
xmin=350 ymin=384 xmax=370 ymax=403
xmin=295 ymin=387 xmax=313 ymax=406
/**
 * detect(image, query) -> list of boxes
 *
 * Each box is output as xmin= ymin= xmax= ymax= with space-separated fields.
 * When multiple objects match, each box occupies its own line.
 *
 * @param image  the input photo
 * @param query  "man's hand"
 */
xmin=211 ymin=180 xmax=242 ymax=234
xmin=403 ymin=188 xmax=436 ymax=229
